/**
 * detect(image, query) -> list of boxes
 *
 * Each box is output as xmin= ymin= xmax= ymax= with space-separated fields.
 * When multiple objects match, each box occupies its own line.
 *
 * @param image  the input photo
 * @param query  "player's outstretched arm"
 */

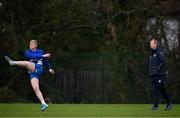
xmin=42 ymin=53 xmax=51 ymax=58
xmin=42 ymin=56 xmax=55 ymax=74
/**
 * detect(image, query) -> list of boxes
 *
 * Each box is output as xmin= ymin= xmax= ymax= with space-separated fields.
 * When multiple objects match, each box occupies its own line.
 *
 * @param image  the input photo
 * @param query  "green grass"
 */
xmin=0 ymin=104 xmax=179 ymax=117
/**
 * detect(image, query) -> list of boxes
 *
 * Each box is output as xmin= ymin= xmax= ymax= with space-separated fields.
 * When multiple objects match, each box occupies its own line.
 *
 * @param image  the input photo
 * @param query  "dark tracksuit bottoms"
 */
xmin=150 ymin=75 xmax=171 ymax=107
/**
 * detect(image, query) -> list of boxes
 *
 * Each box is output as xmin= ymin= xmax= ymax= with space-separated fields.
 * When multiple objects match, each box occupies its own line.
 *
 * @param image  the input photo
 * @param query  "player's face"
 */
xmin=150 ymin=40 xmax=157 ymax=49
xmin=30 ymin=41 xmax=37 ymax=50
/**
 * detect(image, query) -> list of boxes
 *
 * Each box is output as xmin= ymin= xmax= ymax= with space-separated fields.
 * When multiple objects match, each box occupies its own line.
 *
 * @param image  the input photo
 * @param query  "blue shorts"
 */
xmin=29 ymin=64 xmax=43 ymax=80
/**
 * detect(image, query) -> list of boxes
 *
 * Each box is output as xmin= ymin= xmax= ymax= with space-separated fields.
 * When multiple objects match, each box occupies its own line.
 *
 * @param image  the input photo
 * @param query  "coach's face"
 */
xmin=150 ymin=40 xmax=157 ymax=50
xmin=30 ymin=40 xmax=37 ymax=50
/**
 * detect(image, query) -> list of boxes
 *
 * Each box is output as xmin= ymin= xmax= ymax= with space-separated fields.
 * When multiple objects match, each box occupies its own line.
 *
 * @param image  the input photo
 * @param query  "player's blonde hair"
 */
xmin=30 ymin=39 xmax=38 ymax=46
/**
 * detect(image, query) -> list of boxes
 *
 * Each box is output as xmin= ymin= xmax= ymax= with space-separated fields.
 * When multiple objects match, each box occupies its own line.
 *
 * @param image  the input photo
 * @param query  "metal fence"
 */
xmin=42 ymin=53 xmax=111 ymax=103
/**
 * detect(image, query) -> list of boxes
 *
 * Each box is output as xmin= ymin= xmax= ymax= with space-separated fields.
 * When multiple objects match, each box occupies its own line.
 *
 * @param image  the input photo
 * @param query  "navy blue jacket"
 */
xmin=149 ymin=47 xmax=166 ymax=76
xmin=25 ymin=49 xmax=52 ymax=69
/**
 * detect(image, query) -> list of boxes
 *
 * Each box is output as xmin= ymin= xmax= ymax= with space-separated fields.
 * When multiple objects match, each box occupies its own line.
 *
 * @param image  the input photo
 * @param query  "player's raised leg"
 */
xmin=4 ymin=56 xmax=35 ymax=72
xmin=31 ymin=78 xmax=48 ymax=111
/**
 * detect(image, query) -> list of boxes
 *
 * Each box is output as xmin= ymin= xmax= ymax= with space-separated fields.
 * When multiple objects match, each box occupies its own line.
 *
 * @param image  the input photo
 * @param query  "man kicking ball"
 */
xmin=5 ymin=39 xmax=55 ymax=111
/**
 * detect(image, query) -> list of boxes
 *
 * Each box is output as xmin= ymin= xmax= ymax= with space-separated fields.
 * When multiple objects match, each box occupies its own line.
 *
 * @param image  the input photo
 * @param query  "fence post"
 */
xmin=100 ymin=53 xmax=107 ymax=103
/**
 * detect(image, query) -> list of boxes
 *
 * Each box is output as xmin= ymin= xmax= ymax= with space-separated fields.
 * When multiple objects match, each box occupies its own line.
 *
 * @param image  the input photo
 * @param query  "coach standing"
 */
xmin=149 ymin=37 xmax=172 ymax=110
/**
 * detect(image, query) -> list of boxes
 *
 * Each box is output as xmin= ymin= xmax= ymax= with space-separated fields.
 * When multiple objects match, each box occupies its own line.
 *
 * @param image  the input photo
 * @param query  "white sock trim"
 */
xmin=41 ymin=100 xmax=46 ymax=105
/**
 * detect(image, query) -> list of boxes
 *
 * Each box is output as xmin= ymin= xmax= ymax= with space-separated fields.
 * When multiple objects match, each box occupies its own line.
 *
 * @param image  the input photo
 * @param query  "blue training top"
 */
xmin=24 ymin=49 xmax=52 ymax=70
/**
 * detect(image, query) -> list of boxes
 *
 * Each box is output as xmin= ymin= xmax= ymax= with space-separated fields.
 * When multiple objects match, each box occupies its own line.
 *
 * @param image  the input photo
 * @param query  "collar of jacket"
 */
xmin=151 ymin=47 xmax=158 ymax=55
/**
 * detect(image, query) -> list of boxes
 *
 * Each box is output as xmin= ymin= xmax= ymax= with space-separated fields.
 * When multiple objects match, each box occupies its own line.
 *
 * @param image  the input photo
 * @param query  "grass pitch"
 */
xmin=0 ymin=104 xmax=179 ymax=117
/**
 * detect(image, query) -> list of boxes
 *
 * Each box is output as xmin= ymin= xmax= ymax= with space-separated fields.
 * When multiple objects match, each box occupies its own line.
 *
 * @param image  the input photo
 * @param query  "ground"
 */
xmin=0 ymin=104 xmax=179 ymax=117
